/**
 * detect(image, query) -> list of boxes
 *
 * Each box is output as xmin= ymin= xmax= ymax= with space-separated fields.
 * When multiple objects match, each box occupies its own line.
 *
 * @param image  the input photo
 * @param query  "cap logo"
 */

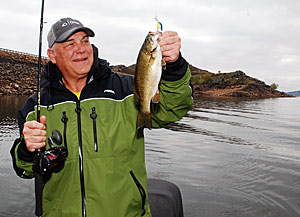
xmin=61 ymin=20 xmax=80 ymax=27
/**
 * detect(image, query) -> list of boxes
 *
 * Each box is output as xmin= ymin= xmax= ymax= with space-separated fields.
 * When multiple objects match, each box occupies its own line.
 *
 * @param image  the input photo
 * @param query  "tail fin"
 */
xmin=137 ymin=111 xmax=152 ymax=129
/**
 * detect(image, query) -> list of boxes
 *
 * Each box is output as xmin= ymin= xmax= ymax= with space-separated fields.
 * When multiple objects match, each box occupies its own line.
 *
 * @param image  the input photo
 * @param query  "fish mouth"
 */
xmin=150 ymin=46 xmax=157 ymax=54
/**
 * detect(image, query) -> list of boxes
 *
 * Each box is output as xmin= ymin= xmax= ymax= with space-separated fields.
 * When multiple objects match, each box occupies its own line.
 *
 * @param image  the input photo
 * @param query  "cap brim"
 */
xmin=56 ymin=27 xmax=95 ymax=43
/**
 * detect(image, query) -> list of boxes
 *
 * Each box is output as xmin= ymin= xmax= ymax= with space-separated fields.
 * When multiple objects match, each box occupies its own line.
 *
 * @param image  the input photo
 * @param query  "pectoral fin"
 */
xmin=151 ymin=89 xmax=160 ymax=103
xmin=161 ymin=59 xmax=166 ymax=70
xmin=149 ymin=56 xmax=156 ymax=65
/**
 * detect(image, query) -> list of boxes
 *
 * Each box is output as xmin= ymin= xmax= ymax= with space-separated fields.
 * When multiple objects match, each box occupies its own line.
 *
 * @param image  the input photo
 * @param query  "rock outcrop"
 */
xmin=191 ymin=70 xmax=293 ymax=98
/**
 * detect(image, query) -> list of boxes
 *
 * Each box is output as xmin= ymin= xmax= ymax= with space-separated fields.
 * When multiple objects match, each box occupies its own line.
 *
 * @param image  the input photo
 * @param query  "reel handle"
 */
xmin=48 ymin=129 xmax=62 ymax=148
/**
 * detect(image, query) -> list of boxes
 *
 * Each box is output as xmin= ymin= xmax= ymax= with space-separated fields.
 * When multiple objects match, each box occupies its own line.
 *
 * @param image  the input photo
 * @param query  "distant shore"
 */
xmin=189 ymin=66 xmax=293 ymax=98
xmin=0 ymin=48 xmax=294 ymax=98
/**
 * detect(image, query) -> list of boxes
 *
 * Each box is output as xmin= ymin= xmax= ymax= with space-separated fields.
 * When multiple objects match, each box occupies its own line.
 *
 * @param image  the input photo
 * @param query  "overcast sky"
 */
xmin=1 ymin=0 xmax=299 ymax=91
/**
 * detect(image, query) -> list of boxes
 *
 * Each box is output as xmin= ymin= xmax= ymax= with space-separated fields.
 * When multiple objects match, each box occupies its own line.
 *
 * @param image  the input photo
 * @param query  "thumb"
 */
xmin=40 ymin=115 xmax=47 ymax=126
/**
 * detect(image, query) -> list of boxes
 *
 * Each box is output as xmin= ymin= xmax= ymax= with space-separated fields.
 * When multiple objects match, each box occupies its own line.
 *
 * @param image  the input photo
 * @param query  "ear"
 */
xmin=47 ymin=48 xmax=57 ymax=64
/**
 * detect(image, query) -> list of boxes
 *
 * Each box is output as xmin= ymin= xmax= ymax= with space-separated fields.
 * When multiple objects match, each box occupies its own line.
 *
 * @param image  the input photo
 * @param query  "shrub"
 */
xmin=203 ymin=72 xmax=213 ymax=83
xmin=270 ymin=83 xmax=279 ymax=90
xmin=244 ymin=78 xmax=253 ymax=85
xmin=191 ymin=75 xmax=202 ymax=84
xmin=232 ymin=77 xmax=238 ymax=85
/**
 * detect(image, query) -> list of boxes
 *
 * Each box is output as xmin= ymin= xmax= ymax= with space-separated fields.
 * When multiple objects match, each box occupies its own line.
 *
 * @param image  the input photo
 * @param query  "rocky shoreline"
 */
xmin=0 ymin=48 xmax=293 ymax=98
xmin=191 ymin=70 xmax=293 ymax=98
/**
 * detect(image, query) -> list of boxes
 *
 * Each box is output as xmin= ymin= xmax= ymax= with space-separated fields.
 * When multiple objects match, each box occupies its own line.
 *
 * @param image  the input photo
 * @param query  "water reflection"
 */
xmin=0 ymin=95 xmax=27 ymax=120
xmin=0 ymin=96 xmax=27 ymax=140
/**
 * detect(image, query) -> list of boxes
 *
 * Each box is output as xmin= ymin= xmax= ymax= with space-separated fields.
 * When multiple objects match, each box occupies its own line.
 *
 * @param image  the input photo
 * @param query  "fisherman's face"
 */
xmin=48 ymin=31 xmax=94 ymax=79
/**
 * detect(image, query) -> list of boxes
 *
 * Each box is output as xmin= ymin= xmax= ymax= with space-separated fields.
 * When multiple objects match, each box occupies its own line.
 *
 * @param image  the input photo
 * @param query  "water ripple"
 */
xmin=186 ymin=112 xmax=269 ymax=131
xmin=165 ymin=121 xmax=262 ymax=147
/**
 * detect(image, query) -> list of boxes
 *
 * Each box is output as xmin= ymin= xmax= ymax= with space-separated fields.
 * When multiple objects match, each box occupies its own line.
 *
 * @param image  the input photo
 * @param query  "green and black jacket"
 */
xmin=10 ymin=45 xmax=193 ymax=217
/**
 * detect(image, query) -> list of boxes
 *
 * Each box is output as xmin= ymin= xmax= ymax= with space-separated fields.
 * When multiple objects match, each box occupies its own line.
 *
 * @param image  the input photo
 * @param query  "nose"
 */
xmin=76 ymin=42 xmax=86 ymax=53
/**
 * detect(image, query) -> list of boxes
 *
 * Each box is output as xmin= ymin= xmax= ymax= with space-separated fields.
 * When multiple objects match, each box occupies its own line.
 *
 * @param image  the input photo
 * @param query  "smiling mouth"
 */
xmin=73 ymin=57 xmax=88 ymax=62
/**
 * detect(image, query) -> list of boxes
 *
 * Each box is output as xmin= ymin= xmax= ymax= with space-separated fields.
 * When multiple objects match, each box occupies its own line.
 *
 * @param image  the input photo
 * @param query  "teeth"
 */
xmin=74 ymin=58 xmax=87 ymax=62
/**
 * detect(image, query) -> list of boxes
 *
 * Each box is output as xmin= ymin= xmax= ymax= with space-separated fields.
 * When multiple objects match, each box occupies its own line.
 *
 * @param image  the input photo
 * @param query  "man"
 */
xmin=11 ymin=17 xmax=193 ymax=217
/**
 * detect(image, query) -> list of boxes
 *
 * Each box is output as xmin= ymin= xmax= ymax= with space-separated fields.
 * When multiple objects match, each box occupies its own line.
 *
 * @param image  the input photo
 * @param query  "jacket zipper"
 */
xmin=61 ymin=111 xmax=68 ymax=150
xmin=129 ymin=170 xmax=146 ymax=216
xmin=90 ymin=107 xmax=98 ymax=152
xmin=75 ymin=102 xmax=87 ymax=217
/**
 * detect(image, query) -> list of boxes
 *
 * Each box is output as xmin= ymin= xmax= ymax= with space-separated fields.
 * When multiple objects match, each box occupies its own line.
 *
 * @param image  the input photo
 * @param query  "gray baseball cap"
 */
xmin=47 ymin=17 xmax=95 ymax=48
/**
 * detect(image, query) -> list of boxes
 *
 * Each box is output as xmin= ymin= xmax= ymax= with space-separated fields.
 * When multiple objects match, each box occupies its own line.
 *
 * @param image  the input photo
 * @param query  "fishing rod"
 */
xmin=35 ymin=0 xmax=45 ymax=216
xmin=34 ymin=3 xmax=67 ymax=216
xmin=37 ymin=0 xmax=45 ymax=123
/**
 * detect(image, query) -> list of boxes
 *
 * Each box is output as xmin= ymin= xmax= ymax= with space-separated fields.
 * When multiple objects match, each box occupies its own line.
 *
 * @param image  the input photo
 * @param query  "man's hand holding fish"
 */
xmin=158 ymin=31 xmax=181 ymax=63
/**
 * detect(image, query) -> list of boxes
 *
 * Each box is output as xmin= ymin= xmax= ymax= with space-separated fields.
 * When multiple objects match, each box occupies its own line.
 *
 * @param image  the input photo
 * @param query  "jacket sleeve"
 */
xmin=151 ymin=54 xmax=193 ymax=128
xmin=10 ymin=97 xmax=36 ymax=179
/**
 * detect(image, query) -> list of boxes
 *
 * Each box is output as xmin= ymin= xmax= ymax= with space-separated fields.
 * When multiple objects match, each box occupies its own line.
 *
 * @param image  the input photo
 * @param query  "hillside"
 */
xmin=0 ymin=48 xmax=293 ymax=98
xmin=287 ymin=91 xmax=300 ymax=96
xmin=0 ymin=48 xmax=48 ymax=95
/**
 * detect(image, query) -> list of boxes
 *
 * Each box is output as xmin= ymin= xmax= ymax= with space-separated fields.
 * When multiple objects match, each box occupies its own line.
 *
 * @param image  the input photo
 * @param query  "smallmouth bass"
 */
xmin=134 ymin=31 xmax=166 ymax=129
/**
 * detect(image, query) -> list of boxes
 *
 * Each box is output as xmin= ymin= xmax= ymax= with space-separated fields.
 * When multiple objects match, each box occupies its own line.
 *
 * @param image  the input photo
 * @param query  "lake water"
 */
xmin=1 ymin=95 xmax=300 ymax=217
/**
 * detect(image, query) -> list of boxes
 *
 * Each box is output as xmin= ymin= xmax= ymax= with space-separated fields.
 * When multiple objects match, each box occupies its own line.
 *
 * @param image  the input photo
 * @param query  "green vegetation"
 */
xmin=203 ymin=72 xmax=213 ymax=83
xmin=270 ymin=83 xmax=279 ymax=90
xmin=191 ymin=71 xmax=255 ymax=87
xmin=191 ymin=72 xmax=213 ymax=84
xmin=244 ymin=78 xmax=253 ymax=85
xmin=232 ymin=77 xmax=238 ymax=85
xmin=191 ymin=75 xmax=201 ymax=84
